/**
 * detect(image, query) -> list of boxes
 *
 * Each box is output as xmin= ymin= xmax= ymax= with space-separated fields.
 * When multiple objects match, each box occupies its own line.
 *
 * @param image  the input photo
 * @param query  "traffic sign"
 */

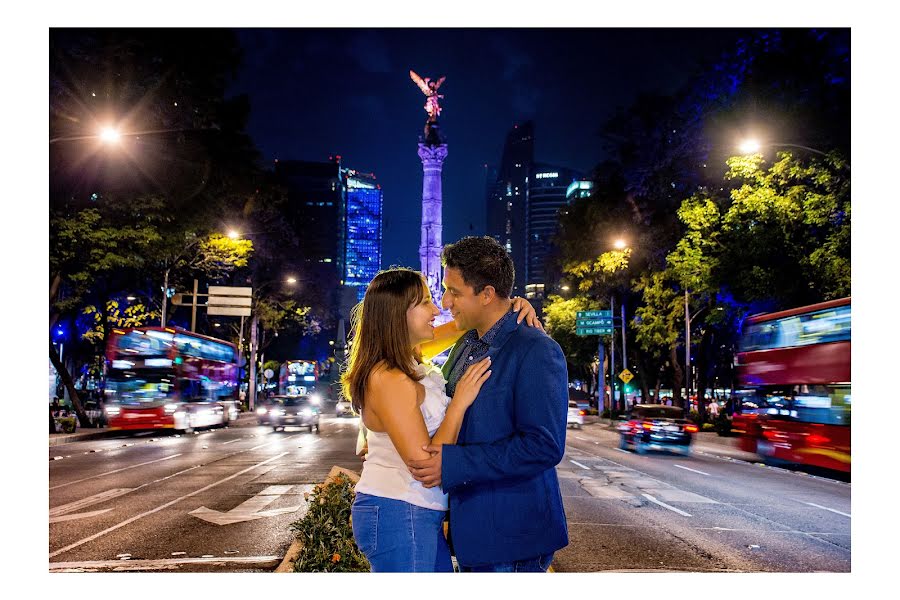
xmin=619 ymin=369 xmax=634 ymax=384
xmin=576 ymin=327 xmax=613 ymax=336
xmin=576 ymin=317 xmax=613 ymax=327
xmin=208 ymin=286 xmax=252 ymax=317
xmin=576 ymin=310 xmax=612 ymax=319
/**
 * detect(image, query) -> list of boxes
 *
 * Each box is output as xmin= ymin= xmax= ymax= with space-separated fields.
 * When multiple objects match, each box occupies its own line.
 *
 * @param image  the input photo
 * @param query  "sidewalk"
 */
xmin=48 ymin=411 xmax=260 ymax=447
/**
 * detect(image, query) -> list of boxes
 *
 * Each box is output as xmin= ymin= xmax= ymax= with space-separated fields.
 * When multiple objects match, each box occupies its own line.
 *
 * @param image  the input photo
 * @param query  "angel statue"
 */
xmin=410 ymin=70 xmax=446 ymax=123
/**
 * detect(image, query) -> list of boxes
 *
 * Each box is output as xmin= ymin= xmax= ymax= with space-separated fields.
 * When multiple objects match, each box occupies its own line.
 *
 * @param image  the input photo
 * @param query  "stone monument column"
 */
xmin=418 ymin=143 xmax=448 ymax=305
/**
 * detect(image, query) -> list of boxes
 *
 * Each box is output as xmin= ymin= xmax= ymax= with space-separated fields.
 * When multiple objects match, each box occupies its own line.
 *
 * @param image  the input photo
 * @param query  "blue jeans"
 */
xmin=351 ymin=492 xmax=453 ymax=572
xmin=459 ymin=553 xmax=555 ymax=572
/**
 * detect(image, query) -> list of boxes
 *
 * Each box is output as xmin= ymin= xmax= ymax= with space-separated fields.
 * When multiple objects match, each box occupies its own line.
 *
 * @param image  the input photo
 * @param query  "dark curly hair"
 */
xmin=441 ymin=236 xmax=514 ymax=298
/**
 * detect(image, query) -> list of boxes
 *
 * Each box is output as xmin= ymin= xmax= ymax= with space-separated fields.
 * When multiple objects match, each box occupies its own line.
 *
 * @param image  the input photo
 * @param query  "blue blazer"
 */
xmin=441 ymin=315 xmax=569 ymax=566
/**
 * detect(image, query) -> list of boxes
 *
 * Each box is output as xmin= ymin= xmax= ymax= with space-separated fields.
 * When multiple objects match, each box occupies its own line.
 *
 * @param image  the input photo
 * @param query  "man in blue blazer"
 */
xmin=408 ymin=236 xmax=569 ymax=572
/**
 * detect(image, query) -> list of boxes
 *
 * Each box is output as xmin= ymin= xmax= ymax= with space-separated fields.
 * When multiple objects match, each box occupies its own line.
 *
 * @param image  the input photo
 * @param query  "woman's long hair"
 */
xmin=341 ymin=268 xmax=427 ymax=414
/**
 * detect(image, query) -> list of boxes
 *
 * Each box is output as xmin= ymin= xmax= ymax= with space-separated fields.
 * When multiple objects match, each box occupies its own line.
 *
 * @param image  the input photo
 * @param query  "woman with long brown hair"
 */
xmin=342 ymin=267 xmax=539 ymax=572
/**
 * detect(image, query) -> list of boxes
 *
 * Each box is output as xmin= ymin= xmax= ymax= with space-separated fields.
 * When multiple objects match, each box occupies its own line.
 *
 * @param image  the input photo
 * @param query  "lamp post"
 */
xmin=608 ymin=237 xmax=631 ymax=413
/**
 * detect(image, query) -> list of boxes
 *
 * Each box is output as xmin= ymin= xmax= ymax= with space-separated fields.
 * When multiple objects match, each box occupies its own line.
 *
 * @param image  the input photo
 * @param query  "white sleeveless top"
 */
xmin=354 ymin=362 xmax=450 ymax=511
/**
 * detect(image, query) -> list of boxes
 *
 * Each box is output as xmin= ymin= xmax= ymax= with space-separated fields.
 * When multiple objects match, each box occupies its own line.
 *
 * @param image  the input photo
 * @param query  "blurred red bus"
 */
xmin=732 ymin=297 xmax=850 ymax=472
xmin=104 ymin=326 xmax=239 ymax=432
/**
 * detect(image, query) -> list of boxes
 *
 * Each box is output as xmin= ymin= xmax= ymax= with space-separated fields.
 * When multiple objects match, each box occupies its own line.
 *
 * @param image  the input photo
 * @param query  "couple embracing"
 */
xmin=341 ymin=236 xmax=569 ymax=573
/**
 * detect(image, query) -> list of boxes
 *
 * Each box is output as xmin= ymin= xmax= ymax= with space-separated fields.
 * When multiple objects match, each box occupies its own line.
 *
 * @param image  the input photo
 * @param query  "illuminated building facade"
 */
xmin=344 ymin=170 xmax=383 ymax=301
xmin=524 ymin=165 xmax=582 ymax=306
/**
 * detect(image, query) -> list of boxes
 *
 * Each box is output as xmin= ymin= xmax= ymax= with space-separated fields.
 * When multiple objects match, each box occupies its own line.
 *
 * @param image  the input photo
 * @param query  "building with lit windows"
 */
xmin=524 ymin=165 xmax=582 ymax=304
xmin=344 ymin=170 xmax=383 ymax=302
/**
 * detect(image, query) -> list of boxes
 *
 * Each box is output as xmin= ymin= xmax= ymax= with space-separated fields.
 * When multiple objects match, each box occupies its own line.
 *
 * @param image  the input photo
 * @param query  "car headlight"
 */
xmin=310 ymin=393 xmax=322 ymax=404
xmin=301 ymin=408 xmax=313 ymax=416
xmin=105 ymin=406 xmax=121 ymax=416
xmin=256 ymin=407 xmax=267 ymax=415
xmin=164 ymin=403 xmax=178 ymax=414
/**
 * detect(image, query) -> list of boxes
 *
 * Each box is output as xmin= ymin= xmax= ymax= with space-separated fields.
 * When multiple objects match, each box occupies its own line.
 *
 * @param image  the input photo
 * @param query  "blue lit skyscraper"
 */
xmin=343 ymin=170 xmax=383 ymax=301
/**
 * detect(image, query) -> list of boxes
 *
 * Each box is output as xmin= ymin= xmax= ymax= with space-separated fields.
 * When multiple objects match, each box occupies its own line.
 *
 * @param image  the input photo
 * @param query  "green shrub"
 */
xmin=289 ymin=473 xmax=370 ymax=572
xmin=57 ymin=417 xmax=77 ymax=433
xmin=701 ymin=423 xmax=716 ymax=432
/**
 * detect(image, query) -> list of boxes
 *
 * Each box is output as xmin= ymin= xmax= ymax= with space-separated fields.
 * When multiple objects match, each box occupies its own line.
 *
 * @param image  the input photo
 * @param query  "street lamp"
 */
xmin=613 ymin=238 xmax=628 ymax=250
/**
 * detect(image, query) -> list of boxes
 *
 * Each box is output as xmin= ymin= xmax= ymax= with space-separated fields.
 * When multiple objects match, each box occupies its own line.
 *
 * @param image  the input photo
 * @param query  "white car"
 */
xmin=567 ymin=401 xmax=585 ymax=428
xmin=335 ymin=398 xmax=354 ymax=417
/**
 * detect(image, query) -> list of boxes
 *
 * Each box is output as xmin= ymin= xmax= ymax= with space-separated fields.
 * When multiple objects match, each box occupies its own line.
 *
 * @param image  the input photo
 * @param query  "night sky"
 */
xmin=228 ymin=28 xmax=751 ymax=271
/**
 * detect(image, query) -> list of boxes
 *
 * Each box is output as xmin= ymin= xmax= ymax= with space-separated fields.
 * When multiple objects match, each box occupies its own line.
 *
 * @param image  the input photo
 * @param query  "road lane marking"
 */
xmin=221 ymin=439 xmax=242 ymax=445
xmin=674 ymin=464 xmax=710 ymax=476
xmin=801 ymin=501 xmax=851 ymax=518
xmin=569 ymin=460 xmax=591 ymax=470
xmin=50 ymin=488 xmax=136 ymax=523
xmin=573 ymin=435 xmax=590 ymax=441
xmin=49 ymin=555 xmax=282 ymax=572
xmin=49 ymin=453 xmax=288 ymax=559
xmin=190 ymin=484 xmax=312 ymax=525
xmin=50 ymin=454 xmax=183 ymax=490
xmin=642 ymin=493 xmax=692 ymax=517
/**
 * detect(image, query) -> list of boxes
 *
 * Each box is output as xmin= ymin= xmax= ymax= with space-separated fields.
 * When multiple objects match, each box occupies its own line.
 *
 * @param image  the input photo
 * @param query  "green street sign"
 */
xmin=577 ymin=310 xmax=612 ymax=319
xmin=576 ymin=327 xmax=613 ymax=336
xmin=576 ymin=317 xmax=613 ymax=328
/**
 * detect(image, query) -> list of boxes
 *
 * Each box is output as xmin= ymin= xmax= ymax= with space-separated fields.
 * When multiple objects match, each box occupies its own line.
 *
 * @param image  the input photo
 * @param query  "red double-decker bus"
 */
xmin=732 ymin=297 xmax=850 ymax=472
xmin=104 ymin=326 xmax=239 ymax=432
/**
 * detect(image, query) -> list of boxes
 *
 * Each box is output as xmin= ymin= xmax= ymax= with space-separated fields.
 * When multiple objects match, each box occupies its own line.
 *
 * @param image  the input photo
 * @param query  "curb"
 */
xmin=275 ymin=466 xmax=361 ymax=573
xmin=49 ymin=429 xmax=116 ymax=447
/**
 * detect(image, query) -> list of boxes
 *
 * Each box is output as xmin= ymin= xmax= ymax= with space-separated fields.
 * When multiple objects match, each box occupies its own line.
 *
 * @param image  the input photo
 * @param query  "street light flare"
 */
xmin=227 ymin=230 xmax=240 ymax=240
xmin=286 ymin=277 xmax=297 ymax=284
xmin=739 ymin=139 xmax=761 ymax=154
xmin=614 ymin=239 xmax=628 ymax=250
xmin=99 ymin=127 xmax=121 ymax=143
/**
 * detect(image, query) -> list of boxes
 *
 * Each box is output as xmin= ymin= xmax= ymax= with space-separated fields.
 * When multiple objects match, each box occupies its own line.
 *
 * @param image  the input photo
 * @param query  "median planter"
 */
xmin=55 ymin=416 xmax=77 ymax=434
xmin=278 ymin=466 xmax=370 ymax=573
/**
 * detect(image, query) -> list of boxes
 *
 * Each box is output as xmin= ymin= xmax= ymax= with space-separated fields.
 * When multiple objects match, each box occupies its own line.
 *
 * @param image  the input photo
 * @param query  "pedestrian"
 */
xmin=407 ymin=236 xmax=570 ymax=572
xmin=342 ymin=265 xmax=541 ymax=572
xmin=708 ymin=400 xmax=720 ymax=418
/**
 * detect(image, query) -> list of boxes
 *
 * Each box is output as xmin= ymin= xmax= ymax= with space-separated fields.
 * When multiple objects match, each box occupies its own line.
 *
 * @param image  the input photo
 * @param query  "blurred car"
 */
xmin=617 ymin=404 xmax=698 ymax=455
xmin=256 ymin=397 xmax=280 ymax=425
xmin=335 ymin=398 xmax=354 ymax=417
xmin=567 ymin=401 xmax=585 ymax=429
xmin=271 ymin=396 xmax=320 ymax=433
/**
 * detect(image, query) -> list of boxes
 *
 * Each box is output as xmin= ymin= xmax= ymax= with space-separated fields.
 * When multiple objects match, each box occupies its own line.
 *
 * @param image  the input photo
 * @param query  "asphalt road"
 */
xmin=49 ymin=414 xmax=364 ymax=572
xmin=553 ymin=425 xmax=851 ymax=572
xmin=49 ymin=416 xmax=850 ymax=573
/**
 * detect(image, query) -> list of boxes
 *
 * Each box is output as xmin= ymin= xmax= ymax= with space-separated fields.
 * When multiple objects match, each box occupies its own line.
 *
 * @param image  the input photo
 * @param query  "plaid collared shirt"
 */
xmin=445 ymin=309 xmax=515 ymax=398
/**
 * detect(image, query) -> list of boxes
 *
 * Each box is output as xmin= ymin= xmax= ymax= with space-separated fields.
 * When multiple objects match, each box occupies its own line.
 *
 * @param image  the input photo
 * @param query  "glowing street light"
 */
xmin=99 ymin=126 xmax=121 ymax=144
xmin=738 ymin=138 xmax=828 ymax=157
xmin=739 ymin=139 xmax=762 ymax=154
xmin=286 ymin=277 xmax=297 ymax=285
xmin=613 ymin=238 xmax=628 ymax=250
xmin=227 ymin=230 xmax=241 ymax=240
